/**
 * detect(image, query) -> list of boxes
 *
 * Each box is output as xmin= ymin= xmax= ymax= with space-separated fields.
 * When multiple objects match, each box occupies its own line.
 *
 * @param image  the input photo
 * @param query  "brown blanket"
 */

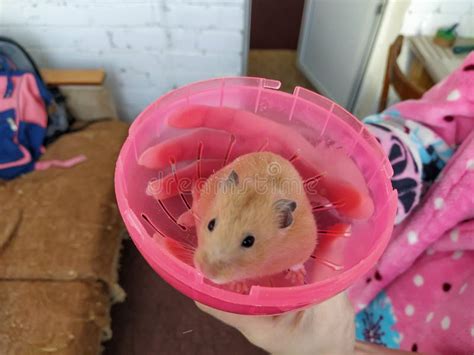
xmin=0 ymin=121 xmax=129 ymax=354
xmin=0 ymin=281 xmax=110 ymax=354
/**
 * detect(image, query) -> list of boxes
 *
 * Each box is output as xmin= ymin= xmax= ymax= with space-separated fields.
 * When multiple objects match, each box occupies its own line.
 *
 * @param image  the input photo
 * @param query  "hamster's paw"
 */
xmin=176 ymin=209 xmax=196 ymax=228
xmin=227 ymin=281 xmax=250 ymax=294
xmin=285 ymin=264 xmax=307 ymax=285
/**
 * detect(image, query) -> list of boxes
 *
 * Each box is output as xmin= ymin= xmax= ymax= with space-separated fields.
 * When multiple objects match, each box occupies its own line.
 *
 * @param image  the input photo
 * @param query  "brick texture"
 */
xmin=0 ymin=0 xmax=247 ymax=120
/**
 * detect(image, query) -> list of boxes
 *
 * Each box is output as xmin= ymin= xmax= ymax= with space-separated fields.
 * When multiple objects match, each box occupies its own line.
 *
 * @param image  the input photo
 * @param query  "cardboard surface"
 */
xmin=0 ymin=121 xmax=128 ymax=290
xmin=0 ymin=281 xmax=110 ymax=355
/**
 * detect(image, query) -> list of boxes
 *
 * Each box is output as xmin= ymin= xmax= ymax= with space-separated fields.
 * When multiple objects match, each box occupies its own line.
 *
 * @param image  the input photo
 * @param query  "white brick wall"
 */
xmin=0 ymin=0 xmax=248 ymax=121
xmin=401 ymin=0 xmax=474 ymax=37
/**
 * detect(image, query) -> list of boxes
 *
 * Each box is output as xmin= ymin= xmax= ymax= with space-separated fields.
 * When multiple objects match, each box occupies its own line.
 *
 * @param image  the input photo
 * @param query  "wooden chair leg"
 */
xmin=378 ymin=55 xmax=391 ymax=112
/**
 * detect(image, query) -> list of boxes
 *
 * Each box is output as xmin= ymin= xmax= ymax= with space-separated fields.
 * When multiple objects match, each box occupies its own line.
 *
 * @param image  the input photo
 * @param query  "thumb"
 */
xmin=195 ymin=302 xmax=274 ymax=332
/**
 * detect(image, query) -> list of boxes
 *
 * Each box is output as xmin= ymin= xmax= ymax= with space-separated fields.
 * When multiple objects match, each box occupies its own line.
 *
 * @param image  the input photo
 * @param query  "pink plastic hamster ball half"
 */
xmin=115 ymin=77 xmax=397 ymax=315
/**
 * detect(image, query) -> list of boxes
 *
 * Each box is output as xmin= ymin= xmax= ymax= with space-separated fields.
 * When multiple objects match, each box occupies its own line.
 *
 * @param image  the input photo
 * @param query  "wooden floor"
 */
xmin=247 ymin=49 xmax=315 ymax=94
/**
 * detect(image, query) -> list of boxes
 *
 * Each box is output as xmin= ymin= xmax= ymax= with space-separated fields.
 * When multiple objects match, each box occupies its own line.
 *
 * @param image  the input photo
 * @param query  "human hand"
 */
xmin=196 ymin=292 xmax=355 ymax=355
xmin=139 ymin=105 xmax=373 ymax=220
xmin=355 ymin=341 xmax=417 ymax=355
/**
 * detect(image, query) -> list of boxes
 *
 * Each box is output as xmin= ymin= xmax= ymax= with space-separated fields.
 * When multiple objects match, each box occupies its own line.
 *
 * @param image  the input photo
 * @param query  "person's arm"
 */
xmin=197 ymin=292 xmax=355 ymax=355
xmin=198 ymin=292 xmax=418 ymax=355
xmin=355 ymin=341 xmax=417 ymax=355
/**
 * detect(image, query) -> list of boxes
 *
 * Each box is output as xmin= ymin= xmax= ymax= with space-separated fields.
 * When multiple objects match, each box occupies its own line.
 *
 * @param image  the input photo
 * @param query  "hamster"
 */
xmin=190 ymin=152 xmax=317 ymax=285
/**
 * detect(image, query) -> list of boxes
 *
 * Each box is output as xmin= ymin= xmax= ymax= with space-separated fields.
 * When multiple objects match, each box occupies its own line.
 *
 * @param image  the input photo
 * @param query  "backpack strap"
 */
xmin=3 ymin=75 xmax=14 ymax=98
xmin=35 ymin=154 xmax=87 ymax=171
xmin=0 ymin=56 xmax=15 ymax=98
xmin=0 ymin=36 xmax=43 ymax=79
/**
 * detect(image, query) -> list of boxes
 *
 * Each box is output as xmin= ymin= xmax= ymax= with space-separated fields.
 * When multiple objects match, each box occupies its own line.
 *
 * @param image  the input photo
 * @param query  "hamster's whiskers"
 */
xmin=191 ymin=210 xmax=202 ymax=223
xmin=318 ymin=229 xmax=351 ymax=238
xmin=318 ymin=223 xmax=351 ymax=238
xmin=311 ymin=199 xmax=346 ymax=212
xmin=310 ymin=255 xmax=344 ymax=271
xmin=311 ymin=203 xmax=334 ymax=212
xmin=159 ymin=235 xmax=196 ymax=266
xmin=181 ymin=243 xmax=196 ymax=252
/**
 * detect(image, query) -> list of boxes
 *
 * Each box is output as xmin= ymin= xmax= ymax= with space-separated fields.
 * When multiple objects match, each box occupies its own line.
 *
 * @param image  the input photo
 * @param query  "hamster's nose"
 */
xmin=194 ymin=252 xmax=225 ymax=281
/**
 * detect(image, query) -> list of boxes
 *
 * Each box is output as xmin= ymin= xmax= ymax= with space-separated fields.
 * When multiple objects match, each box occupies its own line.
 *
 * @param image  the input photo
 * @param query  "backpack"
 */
xmin=0 ymin=37 xmax=81 ymax=180
xmin=0 ymin=37 xmax=75 ymax=145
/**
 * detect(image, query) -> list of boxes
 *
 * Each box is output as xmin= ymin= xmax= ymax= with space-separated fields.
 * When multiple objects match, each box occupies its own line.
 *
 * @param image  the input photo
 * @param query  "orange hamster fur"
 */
xmin=190 ymin=152 xmax=317 ymax=285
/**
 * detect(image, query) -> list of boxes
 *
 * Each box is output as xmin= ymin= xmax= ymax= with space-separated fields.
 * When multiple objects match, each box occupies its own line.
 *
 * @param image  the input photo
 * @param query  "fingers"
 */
xmin=149 ymin=104 xmax=374 ymax=219
xmin=169 ymin=105 xmax=239 ymax=131
xmin=355 ymin=341 xmax=415 ymax=355
xmin=306 ymin=146 xmax=374 ymax=220
xmin=318 ymin=178 xmax=374 ymax=220
xmin=139 ymin=129 xmax=233 ymax=169
xmin=179 ymin=105 xmax=306 ymax=153
xmin=293 ymin=157 xmax=374 ymax=220
xmin=138 ymin=124 xmax=280 ymax=170
xmin=196 ymin=290 xmax=358 ymax=355
xmin=195 ymin=302 xmax=273 ymax=331
xmin=168 ymin=105 xmax=296 ymax=143
xmin=176 ymin=209 xmax=195 ymax=228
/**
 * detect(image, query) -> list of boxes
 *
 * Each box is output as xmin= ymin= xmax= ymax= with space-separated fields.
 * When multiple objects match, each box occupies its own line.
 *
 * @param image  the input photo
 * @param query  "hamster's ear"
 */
xmin=226 ymin=170 xmax=239 ymax=186
xmin=274 ymin=199 xmax=297 ymax=229
xmin=219 ymin=170 xmax=239 ymax=192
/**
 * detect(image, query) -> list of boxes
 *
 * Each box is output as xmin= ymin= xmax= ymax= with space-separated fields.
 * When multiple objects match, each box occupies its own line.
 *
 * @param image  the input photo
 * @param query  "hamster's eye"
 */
xmin=207 ymin=218 xmax=216 ymax=231
xmin=241 ymin=235 xmax=255 ymax=248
